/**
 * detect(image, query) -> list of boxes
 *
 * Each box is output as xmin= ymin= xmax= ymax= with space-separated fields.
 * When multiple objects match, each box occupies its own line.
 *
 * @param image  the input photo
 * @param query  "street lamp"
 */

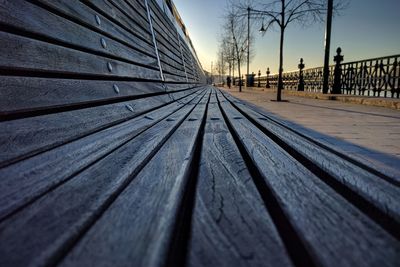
xmin=235 ymin=7 xmax=272 ymax=88
xmin=259 ymin=21 xmax=266 ymax=33
xmin=323 ymin=0 xmax=333 ymax=94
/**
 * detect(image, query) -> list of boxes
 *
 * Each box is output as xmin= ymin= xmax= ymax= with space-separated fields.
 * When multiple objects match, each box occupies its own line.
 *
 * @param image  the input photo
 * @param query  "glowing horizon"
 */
xmin=174 ymin=0 xmax=400 ymax=76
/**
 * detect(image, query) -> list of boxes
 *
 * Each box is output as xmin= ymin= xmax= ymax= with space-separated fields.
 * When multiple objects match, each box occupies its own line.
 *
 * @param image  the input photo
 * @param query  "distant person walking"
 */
xmin=227 ymin=76 xmax=231 ymax=89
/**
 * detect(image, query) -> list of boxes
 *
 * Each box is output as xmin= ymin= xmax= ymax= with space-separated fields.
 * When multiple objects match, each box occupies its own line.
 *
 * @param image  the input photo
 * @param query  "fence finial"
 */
xmin=332 ymin=47 xmax=344 ymax=94
xmin=298 ymin=58 xmax=305 ymax=91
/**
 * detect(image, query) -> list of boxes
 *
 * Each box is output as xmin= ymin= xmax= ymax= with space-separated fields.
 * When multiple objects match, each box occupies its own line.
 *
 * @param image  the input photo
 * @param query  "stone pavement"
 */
xmin=220 ymin=86 xmax=400 ymax=178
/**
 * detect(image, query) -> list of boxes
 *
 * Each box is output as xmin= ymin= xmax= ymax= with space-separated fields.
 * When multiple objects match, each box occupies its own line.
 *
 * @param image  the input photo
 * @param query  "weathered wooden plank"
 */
xmin=148 ymin=1 xmax=181 ymax=50
xmin=0 ymin=91 xmax=208 ymax=267
xmin=123 ymin=0 xmax=147 ymax=16
xmin=0 ymin=87 xmax=203 ymax=167
xmin=148 ymin=0 xmax=180 ymax=46
xmin=152 ymin=22 xmax=180 ymax=55
xmin=153 ymin=27 xmax=183 ymax=64
xmin=187 ymin=92 xmax=293 ymax=267
xmin=150 ymin=11 xmax=181 ymax=55
xmin=0 ymin=31 xmax=160 ymax=79
xmin=217 ymin=91 xmax=400 ymax=267
xmin=107 ymin=0 xmax=151 ymax=35
xmin=36 ymin=0 xmax=156 ymax=55
xmin=163 ymin=73 xmax=187 ymax=82
xmin=0 ymin=75 xmax=201 ymax=116
xmin=0 ymin=0 xmax=158 ymax=68
xmin=59 ymin=90 xmax=210 ymax=267
xmin=221 ymin=91 xmax=400 ymax=225
xmin=111 ymin=0 xmax=149 ymax=23
xmin=0 ymin=90 xmax=206 ymax=223
xmin=159 ymin=61 xmax=186 ymax=77
xmin=0 ymin=77 xmax=167 ymax=116
xmin=159 ymin=52 xmax=187 ymax=73
xmin=158 ymin=43 xmax=186 ymax=68
xmin=84 ymin=0 xmax=153 ymax=44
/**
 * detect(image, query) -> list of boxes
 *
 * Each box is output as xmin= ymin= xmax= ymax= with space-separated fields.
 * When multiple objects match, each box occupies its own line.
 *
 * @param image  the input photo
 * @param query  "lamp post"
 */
xmin=235 ymin=7 xmax=270 ymax=89
xmin=247 ymin=7 xmax=250 ymax=78
xmin=323 ymin=0 xmax=333 ymax=94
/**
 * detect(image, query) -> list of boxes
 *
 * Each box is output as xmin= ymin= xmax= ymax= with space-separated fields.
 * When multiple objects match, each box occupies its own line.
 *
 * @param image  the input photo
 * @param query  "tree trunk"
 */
xmin=277 ymin=0 xmax=285 ymax=101
xmin=277 ymin=27 xmax=284 ymax=101
xmin=238 ymin=61 xmax=242 ymax=92
xmin=234 ymin=40 xmax=242 ymax=92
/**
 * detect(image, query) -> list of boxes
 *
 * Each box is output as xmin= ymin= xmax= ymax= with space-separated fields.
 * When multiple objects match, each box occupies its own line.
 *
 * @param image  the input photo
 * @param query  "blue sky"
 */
xmin=174 ymin=0 xmax=400 ymax=74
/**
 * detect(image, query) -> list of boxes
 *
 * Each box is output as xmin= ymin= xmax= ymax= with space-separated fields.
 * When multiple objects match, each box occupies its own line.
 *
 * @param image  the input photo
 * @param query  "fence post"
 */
xmin=332 ymin=47 xmax=343 ymax=94
xmin=258 ymin=70 xmax=261 ymax=87
xmin=298 ymin=58 xmax=305 ymax=91
xmin=266 ymin=68 xmax=270 ymax=88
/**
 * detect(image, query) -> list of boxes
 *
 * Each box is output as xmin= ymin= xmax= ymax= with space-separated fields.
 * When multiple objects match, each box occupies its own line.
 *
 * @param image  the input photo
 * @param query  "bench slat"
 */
xmin=0 ymin=31 xmax=160 ymax=79
xmin=0 ymin=76 xmax=200 ymax=117
xmin=221 ymin=91 xmax=400 ymax=225
xmin=0 ymin=90 xmax=206 ymax=222
xmin=0 ymin=91 xmax=208 ymax=267
xmin=217 ymin=91 xmax=400 ymax=267
xmin=0 ymin=0 xmax=158 ymax=69
xmin=59 ymin=91 xmax=209 ymax=267
xmin=187 ymin=91 xmax=294 ymax=267
xmin=37 ymin=0 xmax=156 ymax=55
xmin=84 ymin=0 xmax=153 ymax=45
xmin=148 ymin=0 xmax=181 ymax=47
xmin=0 ymin=88 xmax=203 ymax=167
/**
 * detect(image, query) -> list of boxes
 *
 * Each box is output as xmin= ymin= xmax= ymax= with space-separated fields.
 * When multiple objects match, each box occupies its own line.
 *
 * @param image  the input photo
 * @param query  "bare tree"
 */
xmin=236 ymin=0 xmax=347 ymax=101
xmin=216 ymin=33 xmax=236 ymax=85
xmin=215 ymin=49 xmax=227 ymax=84
xmin=222 ymin=3 xmax=256 ymax=92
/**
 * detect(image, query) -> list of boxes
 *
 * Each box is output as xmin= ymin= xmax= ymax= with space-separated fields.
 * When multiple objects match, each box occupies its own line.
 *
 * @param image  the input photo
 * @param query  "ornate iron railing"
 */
xmin=251 ymin=51 xmax=400 ymax=98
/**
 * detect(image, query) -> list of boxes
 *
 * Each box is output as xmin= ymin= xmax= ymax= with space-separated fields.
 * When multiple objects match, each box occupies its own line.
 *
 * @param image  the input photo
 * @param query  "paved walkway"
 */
xmin=220 ymin=86 xmax=400 ymax=177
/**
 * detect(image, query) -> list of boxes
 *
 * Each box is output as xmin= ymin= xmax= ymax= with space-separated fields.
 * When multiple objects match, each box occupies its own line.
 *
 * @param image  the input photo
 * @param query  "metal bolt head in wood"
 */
xmin=101 ymin=38 xmax=107 ymax=49
xmin=125 ymin=104 xmax=134 ymax=112
xmin=113 ymin=84 xmax=120 ymax=94
xmin=107 ymin=62 xmax=113 ymax=72
xmin=95 ymin=15 xmax=101 ymax=26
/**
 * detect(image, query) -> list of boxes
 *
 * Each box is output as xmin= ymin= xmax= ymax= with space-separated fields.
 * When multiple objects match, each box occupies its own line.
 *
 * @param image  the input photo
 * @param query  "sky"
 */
xmin=173 ymin=0 xmax=400 ymax=75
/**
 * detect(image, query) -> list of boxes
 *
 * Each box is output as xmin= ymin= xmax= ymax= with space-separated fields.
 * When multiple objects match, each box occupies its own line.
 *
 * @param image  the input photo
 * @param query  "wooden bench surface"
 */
xmin=0 ymin=0 xmax=399 ymax=266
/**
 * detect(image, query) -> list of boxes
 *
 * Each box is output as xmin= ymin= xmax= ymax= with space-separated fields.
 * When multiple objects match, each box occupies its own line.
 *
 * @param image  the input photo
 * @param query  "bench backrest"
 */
xmin=0 ymin=0 xmax=205 ymax=120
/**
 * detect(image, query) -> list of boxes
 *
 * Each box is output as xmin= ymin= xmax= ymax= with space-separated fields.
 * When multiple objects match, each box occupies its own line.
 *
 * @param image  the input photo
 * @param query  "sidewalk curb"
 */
xmin=220 ymin=86 xmax=400 ymax=110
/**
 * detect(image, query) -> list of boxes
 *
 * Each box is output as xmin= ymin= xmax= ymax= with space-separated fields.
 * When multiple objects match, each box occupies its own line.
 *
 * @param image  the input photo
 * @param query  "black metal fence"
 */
xmin=247 ymin=50 xmax=400 ymax=98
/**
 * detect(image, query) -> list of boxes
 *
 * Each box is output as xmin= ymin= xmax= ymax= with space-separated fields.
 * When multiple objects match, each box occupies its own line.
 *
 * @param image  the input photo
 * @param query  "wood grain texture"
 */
xmin=0 ymin=90 xmax=206 ymax=223
xmin=187 ymin=92 xmax=294 ymax=267
xmin=221 ymin=91 xmax=400 ymax=225
xmin=217 ymin=91 xmax=400 ymax=267
xmin=0 ymin=87 xmax=203 ymax=167
xmin=0 ymin=31 xmax=160 ymax=80
xmin=0 ymin=92 xmax=208 ymax=267
xmin=0 ymin=0 xmax=158 ymax=68
xmin=0 ymin=74 xmax=201 ymax=116
xmin=0 ymin=77 xmax=177 ymax=115
xmin=37 ymin=0 xmax=156 ymax=55
xmin=59 ymin=91 xmax=210 ymax=267
xmin=148 ymin=0 xmax=180 ymax=46
xmin=84 ymin=0 xmax=153 ymax=44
